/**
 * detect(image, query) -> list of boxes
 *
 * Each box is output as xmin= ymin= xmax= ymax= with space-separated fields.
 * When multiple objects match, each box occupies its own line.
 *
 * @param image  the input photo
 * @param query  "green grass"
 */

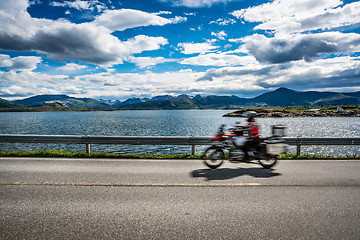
xmin=0 ymin=149 xmax=203 ymax=159
xmin=277 ymin=153 xmax=360 ymax=160
xmin=0 ymin=149 xmax=358 ymax=160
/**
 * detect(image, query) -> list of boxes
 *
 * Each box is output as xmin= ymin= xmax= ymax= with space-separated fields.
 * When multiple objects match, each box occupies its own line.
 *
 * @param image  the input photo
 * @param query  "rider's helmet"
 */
xmin=242 ymin=111 xmax=257 ymax=122
xmin=241 ymin=111 xmax=257 ymax=118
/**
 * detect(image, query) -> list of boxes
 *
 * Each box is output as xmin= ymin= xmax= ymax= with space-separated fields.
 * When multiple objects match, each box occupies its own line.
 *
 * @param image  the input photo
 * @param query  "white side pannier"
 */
xmin=266 ymin=140 xmax=287 ymax=155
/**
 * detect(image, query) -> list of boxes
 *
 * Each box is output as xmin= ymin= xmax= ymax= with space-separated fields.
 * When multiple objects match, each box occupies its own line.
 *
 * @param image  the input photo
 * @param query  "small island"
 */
xmin=223 ymin=106 xmax=360 ymax=118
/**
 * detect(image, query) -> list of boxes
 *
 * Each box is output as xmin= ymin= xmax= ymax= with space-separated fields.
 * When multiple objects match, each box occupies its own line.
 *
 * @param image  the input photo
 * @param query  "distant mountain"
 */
xmin=251 ymin=88 xmax=360 ymax=106
xmin=251 ymin=88 xmax=335 ymax=106
xmin=118 ymin=95 xmax=248 ymax=110
xmin=98 ymin=99 xmax=121 ymax=106
xmin=346 ymin=91 xmax=360 ymax=98
xmin=118 ymin=88 xmax=360 ymax=109
xmin=0 ymin=98 xmax=25 ymax=108
xmin=194 ymin=95 xmax=248 ymax=108
xmin=150 ymin=95 xmax=173 ymax=101
xmin=3 ymin=88 xmax=360 ymax=111
xmin=112 ymin=95 xmax=178 ymax=107
xmin=118 ymin=97 xmax=198 ymax=110
xmin=13 ymin=94 xmax=112 ymax=109
xmin=115 ymin=97 xmax=148 ymax=107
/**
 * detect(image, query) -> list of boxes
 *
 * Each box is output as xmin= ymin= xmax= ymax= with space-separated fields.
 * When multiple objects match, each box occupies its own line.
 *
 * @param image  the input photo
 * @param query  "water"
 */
xmin=0 ymin=110 xmax=359 ymax=156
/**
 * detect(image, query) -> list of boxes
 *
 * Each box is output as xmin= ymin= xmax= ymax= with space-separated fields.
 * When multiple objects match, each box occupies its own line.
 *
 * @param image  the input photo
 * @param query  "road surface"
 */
xmin=1 ymin=157 xmax=359 ymax=239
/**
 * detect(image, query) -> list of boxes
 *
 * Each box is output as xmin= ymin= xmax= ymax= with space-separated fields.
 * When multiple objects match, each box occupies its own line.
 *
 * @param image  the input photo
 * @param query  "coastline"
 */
xmin=223 ymin=110 xmax=360 ymax=118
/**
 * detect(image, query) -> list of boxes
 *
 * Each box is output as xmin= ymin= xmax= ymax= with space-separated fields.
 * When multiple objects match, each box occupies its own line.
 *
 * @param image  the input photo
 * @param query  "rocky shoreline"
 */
xmin=223 ymin=110 xmax=360 ymax=118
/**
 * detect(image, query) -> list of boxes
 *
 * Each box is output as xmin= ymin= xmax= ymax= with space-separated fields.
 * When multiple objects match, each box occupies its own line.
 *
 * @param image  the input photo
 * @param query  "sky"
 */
xmin=0 ymin=0 xmax=360 ymax=101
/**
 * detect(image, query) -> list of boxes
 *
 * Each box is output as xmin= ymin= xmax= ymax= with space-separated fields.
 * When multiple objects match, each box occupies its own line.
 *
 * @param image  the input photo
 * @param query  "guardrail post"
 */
xmin=86 ymin=144 xmax=91 ymax=154
xmin=296 ymin=144 xmax=301 ymax=156
xmin=191 ymin=145 xmax=196 ymax=155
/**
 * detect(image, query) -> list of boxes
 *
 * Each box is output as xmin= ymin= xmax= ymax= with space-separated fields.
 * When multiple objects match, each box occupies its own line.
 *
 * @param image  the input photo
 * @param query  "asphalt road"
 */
xmin=1 ymin=157 xmax=360 ymax=239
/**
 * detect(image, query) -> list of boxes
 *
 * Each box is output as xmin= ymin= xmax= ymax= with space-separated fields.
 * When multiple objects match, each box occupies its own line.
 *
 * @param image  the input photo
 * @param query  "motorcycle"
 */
xmin=202 ymin=124 xmax=287 ymax=169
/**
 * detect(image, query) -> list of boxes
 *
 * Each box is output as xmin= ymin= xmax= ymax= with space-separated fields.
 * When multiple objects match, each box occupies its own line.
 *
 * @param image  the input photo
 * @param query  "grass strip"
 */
xmin=277 ymin=153 xmax=360 ymax=160
xmin=0 ymin=149 xmax=358 ymax=160
xmin=0 ymin=149 xmax=203 ymax=159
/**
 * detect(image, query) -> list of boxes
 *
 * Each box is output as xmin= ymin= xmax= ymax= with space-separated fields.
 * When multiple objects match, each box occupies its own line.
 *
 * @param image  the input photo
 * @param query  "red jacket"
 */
xmin=247 ymin=121 xmax=259 ymax=138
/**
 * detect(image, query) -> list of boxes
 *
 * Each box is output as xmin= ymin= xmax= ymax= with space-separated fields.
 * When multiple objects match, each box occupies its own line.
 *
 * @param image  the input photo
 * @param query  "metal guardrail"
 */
xmin=283 ymin=137 xmax=360 ymax=156
xmin=0 ymin=134 xmax=359 ymax=155
xmin=0 ymin=134 xmax=211 ymax=155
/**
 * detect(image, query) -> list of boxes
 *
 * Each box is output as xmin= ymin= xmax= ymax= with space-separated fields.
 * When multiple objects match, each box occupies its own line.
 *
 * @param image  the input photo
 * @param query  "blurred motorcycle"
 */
xmin=202 ymin=124 xmax=287 ymax=169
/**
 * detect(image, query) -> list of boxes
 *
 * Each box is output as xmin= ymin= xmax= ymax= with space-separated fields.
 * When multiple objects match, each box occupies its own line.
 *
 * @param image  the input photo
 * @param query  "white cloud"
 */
xmin=153 ymin=11 xmax=172 ymax=15
xmin=231 ymin=0 xmax=342 ymax=23
xmin=2 ymin=55 xmax=360 ymax=99
xmin=92 ymin=9 xmax=173 ymax=31
xmin=123 ymin=35 xmax=169 ymax=56
xmin=0 ymin=0 xmax=28 ymax=15
xmin=57 ymin=63 xmax=88 ymax=71
xmin=262 ymin=56 xmax=360 ymax=90
xmin=178 ymin=41 xmax=218 ymax=54
xmin=0 ymin=70 xmax=69 ymax=98
xmin=129 ymin=56 xmax=175 ymax=68
xmin=231 ymin=0 xmax=360 ymax=34
xmin=2 ymin=0 xmax=360 ymax=100
xmin=0 ymin=54 xmax=41 ymax=71
xmin=228 ymin=0 xmax=360 ymax=70
xmin=181 ymin=53 xmax=257 ymax=66
xmin=50 ymin=0 xmax=107 ymax=12
xmin=0 ymin=85 xmax=38 ymax=98
xmin=169 ymin=16 xmax=187 ymax=24
xmin=0 ymin=0 xmax=37 ymax=39
xmin=9 ymin=56 xmax=42 ymax=71
xmin=197 ymin=64 xmax=268 ymax=82
xmin=197 ymin=55 xmax=360 ymax=93
xmin=239 ymin=32 xmax=360 ymax=64
xmin=0 ymin=54 xmax=12 ymax=68
xmin=209 ymin=18 xmax=236 ymax=25
xmin=0 ymin=1 xmax=173 ymax=66
xmin=228 ymin=38 xmax=242 ymax=43
xmin=162 ymin=0 xmax=238 ymax=8
xmin=211 ymin=31 xmax=227 ymax=40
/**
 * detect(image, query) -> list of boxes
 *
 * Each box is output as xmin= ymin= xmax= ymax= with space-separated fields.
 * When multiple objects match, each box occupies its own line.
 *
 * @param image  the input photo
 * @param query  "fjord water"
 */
xmin=0 ymin=110 xmax=359 ymax=156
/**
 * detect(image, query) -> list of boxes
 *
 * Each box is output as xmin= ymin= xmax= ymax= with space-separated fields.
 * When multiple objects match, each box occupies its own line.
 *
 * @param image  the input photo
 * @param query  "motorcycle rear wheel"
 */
xmin=258 ymin=157 xmax=277 ymax=169
xmin=202 ymin=146 xmax=225 ymax=169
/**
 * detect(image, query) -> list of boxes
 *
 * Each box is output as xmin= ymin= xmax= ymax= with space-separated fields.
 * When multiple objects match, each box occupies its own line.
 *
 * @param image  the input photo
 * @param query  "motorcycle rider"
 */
xmin=240 ymin=111 xmax=260 ymax=160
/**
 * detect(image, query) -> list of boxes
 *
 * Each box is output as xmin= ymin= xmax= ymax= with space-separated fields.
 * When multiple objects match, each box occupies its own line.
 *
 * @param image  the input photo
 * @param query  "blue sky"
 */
xmin=1 ymin=0 xmax=360 ymax=100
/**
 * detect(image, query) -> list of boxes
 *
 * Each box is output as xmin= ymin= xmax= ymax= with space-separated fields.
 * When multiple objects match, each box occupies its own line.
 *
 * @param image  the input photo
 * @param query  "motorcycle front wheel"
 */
xmin=258 ymin=157 xmax=277 ymax=169
xmin=202 ymin=146 xmax=225 ymax=169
